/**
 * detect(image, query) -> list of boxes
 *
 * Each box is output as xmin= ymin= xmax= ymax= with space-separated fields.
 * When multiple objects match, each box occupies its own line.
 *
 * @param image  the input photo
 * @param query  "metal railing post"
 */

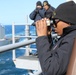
xmin=25 ymin=15 xmax=30 ymax=56
xmin=12 ymin=22 xmax=16 ymax=60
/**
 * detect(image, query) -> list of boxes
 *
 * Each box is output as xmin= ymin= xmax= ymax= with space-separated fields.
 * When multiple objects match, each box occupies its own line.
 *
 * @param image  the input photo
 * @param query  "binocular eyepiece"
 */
xmin=46 ymin=19 xmax=53 ymax=26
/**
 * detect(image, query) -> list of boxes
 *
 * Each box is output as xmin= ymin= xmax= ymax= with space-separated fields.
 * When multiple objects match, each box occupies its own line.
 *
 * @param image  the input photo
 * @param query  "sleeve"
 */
xmin=45 ymin=7 xmax=54 ymax=19
xmin=38 ymin=8 xmax=46 ymax=18
xmin=29 ymin=9 xmax=37 ymax=20
xmin=36 ymin=36 xmax=74 ymax=75
xmin=45 ymin=11 xmax=53 ymax=19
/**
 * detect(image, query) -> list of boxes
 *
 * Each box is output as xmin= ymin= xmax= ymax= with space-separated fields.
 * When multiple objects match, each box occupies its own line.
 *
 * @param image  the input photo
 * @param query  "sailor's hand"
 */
xmin=35 ymin=8 xmax=39 ymax=13
xmin=36 ymin=18 xmax=48 ymax=37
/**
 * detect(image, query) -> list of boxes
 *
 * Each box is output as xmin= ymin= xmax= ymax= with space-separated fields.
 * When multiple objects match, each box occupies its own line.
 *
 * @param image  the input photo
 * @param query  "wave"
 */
xmin=0 ymin=25 xmax=37 ymax=75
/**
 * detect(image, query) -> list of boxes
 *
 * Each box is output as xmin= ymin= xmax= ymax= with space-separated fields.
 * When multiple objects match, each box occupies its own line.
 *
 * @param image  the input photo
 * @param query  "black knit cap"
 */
xmin=43 ymin=1 xmax=49 ymax=6
xmin=36 ymin=1 xmax=42 ymax=6
xmin=52 ymin=1 xmax=76 ymax=25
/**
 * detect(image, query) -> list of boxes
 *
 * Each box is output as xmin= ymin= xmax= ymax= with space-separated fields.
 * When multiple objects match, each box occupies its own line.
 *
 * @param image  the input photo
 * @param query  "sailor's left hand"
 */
xmin=36 ymin=18 xmax=48 ymax=37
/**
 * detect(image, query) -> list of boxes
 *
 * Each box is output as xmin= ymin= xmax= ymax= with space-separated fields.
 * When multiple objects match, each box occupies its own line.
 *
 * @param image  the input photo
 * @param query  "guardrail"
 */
xmin=0 ymin=39 xmax=35 ymax=53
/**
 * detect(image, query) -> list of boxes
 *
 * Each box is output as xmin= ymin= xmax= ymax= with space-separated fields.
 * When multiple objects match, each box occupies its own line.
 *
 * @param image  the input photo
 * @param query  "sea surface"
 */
xmin=0 ymin=25 xmax=36 ymax=75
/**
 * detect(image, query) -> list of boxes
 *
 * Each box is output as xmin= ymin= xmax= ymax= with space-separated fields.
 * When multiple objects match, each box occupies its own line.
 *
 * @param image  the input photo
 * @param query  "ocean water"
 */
xmin=0 ymin=25 xmax=36 ymax=75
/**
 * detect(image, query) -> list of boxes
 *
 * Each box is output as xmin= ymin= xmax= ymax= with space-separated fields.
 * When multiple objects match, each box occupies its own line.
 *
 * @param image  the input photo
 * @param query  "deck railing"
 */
xmin=0 ymin=39 xmax=35 ymax=53
xmin=0 ymin=22 xmax=58 ymax=75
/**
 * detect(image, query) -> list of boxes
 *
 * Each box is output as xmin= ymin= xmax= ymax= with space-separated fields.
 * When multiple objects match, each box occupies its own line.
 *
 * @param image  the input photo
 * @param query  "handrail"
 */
xmin=0 ymin=39 xmax=35 ymax=53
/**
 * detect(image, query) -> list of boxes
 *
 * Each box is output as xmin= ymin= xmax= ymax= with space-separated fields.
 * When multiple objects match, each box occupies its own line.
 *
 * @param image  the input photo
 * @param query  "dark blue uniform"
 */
xmin=29 ymin=6 xmax=55 ymax=25
xmin=36 ymin=25 xmax=76 ymax=75
xmin=29 ymin=8 xmax=45 ymax=24
xmin=44 ymin=5 xmax=55 ymax=19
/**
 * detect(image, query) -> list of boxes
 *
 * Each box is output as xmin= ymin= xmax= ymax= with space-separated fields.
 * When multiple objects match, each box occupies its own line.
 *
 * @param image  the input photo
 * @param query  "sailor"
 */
xmin=36 ymin=1 xmax=76 ymax=75
xmin=43 ymin=1 xmax=55 ymax=43
xmin=29 ymin=1 xmax=45 ymax=26
xmin=43 ymin=0 xmax=55 ymax=19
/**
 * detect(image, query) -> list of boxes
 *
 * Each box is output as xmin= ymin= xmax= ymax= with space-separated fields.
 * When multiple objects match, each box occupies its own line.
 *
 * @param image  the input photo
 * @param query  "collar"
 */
xmin=62 ymin=25 xmax=76 ymax=37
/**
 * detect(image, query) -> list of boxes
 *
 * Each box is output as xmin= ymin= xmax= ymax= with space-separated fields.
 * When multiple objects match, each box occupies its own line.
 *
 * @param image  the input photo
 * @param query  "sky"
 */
xmin=0 ymin=0 xmax=67 ymax=25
